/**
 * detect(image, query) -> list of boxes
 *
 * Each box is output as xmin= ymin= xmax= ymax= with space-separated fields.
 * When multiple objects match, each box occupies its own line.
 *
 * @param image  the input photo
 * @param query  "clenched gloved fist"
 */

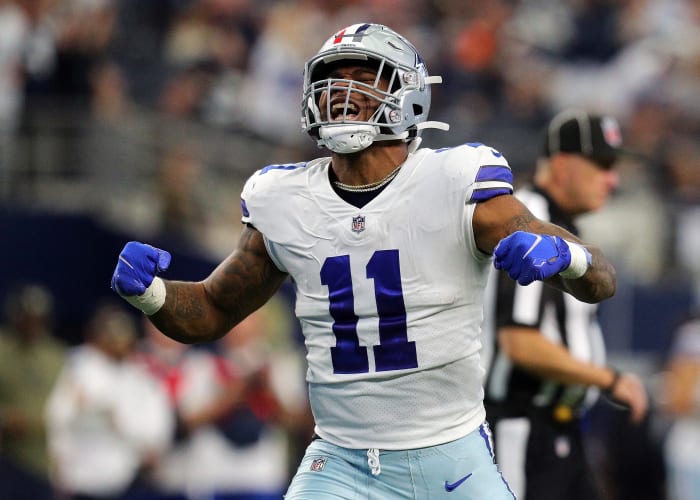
xmin=111 ymin=241 xmax=171 ymax=314
xmin=494 ymin=231 xmax=589 ymax=286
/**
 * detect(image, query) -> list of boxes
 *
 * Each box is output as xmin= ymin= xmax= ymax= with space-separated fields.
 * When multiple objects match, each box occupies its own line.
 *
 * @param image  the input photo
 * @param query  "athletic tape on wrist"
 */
xmin=123 ymin=277 xmax=166 ymax=315
xmin=558 ymin=241 xmax=592 ymax=279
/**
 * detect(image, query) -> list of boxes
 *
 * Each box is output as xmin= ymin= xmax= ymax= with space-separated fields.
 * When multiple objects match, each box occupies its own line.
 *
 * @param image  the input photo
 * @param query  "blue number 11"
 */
xmin=320 ymin=250 xmax=418 ymax=374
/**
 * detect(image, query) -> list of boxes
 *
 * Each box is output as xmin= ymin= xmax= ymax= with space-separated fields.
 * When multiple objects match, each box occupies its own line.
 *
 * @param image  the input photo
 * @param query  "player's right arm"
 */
xmin=111 ymin=225 xmax=288 ymax=344
xmin=473 ymin=193 xmax=616 ymax=303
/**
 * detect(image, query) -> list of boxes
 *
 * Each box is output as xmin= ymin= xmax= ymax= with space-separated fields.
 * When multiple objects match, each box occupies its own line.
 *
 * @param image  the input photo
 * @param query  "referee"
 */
xmin=483 ymin=109 xmax=649 ymax=500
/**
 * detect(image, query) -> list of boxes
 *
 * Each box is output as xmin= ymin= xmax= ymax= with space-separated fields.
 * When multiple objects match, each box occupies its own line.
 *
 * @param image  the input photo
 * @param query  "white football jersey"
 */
xmin=241 ymin=143 xmax=513 ymax=449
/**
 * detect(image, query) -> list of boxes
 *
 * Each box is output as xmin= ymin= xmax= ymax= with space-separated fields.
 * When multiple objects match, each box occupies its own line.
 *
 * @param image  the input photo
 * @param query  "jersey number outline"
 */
xmin=320 ymin=250 xmax=418 ymax=374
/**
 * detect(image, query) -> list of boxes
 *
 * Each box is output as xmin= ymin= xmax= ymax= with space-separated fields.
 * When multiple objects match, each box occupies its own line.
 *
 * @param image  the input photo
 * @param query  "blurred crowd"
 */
xmin=1 ymin=0 xmax=700 ymax=499
xmin=0 ymin=282 xmax=312 ymax=500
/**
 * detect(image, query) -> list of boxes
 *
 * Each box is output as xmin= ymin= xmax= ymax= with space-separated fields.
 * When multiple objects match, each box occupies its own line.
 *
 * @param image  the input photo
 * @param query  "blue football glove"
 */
xmin=494 ymin=231 xmax=574 ymax=286
xmin=111 ymin=241 xmax=171 ymax=296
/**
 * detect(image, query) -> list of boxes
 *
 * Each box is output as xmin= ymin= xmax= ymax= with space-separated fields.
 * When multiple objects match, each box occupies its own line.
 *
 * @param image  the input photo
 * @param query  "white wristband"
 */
xmin=559 ymin=241 xmax=592 ymax=279
xmin=123 ymin=277 xmax=166 ymax=315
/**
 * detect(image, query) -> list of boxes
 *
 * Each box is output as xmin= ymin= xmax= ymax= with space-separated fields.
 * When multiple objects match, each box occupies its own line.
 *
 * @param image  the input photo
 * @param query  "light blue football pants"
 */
xmin=284 ymin=422 xmax=516 ymax=499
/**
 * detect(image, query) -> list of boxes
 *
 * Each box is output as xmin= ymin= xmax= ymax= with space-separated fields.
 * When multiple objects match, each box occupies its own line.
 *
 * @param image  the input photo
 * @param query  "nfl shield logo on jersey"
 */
xmin=352 ymin=215 xmax=366 ymax=233
xmin=310 ymin=456 xmax=327 ymax=472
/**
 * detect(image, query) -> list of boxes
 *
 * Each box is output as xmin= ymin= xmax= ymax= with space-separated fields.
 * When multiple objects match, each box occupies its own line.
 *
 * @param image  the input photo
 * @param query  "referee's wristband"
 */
xmin=123 ymin=277 xmax=166 ymax=316
xmin=559 ymin=241 xmax=592 ymax=279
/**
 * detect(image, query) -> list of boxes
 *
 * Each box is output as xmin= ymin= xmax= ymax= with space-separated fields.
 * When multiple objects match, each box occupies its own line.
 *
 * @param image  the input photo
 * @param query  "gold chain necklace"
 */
xmin=332 ymin=163 xmax=403 ymax=193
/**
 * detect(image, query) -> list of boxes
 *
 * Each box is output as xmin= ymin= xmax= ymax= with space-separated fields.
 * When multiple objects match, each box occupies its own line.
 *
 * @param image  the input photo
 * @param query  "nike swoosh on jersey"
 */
xmin=445 ymin=472 xmax=473 ymax=492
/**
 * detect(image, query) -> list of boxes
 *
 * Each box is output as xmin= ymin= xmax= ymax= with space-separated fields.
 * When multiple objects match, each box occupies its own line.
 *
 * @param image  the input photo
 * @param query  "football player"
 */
xmin=111 ymin=23 xmax=616 ymax=499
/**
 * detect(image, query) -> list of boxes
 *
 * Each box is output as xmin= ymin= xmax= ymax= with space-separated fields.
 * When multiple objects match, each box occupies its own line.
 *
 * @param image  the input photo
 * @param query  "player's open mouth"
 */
xmin=331 ymin=102 xmax=360 ymax=121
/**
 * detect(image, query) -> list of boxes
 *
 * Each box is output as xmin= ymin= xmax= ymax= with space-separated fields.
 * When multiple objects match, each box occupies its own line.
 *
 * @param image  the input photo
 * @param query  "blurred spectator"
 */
xmin=442 ymin=1 xmax=514 ymax=103
xmin=157 ymin=61 xmax=216 ymax=121
xmin=504 ymin=0 xmax=673 ymax=119
xmin=0 ymin=282 xmax=65 ymax=500
xmin=238 ymin=0 xmax=364 ymax=147
xmin=561 ymin=0 xmax=623 ymax=64
xmin=135 ymin=317 xmax=240 ymax=499
xmin=659 ymin=311 xmax=700 ymax=500
xmin=45 ymin=301 xmax=173 ymax=500
xmin=0 ymin=0 xmax=55 ymax=125
xmin=108 ymin=0 xmax=183 ymax=106
xmin=217 ymin=300 xmax=313 ymax=494
xmin=14 ymin=0 xmax=120 ymax=188
xmin=160 ymin=0 xmax=260 ymax=129
xmin=38 ymin=0 xmax=117 ymax=106
xmin=138 ymin=298 xmax=310 ymax=500
xmin=0 ymin=0 xmax=55 ymax=198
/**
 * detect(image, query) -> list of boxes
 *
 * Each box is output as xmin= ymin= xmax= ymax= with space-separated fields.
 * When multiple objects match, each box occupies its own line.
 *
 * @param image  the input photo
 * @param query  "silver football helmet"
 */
xmin=301 ymin=23 xmax=449 ymax=154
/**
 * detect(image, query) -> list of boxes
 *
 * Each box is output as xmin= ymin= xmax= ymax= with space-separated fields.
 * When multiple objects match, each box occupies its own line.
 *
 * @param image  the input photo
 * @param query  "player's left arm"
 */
xmin=473 ymin=193 xmax=616 ymax=303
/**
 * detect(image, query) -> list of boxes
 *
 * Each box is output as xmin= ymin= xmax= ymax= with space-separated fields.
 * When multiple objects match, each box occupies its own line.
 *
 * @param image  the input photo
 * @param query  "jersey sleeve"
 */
xmin=240 ymin=162 xmax=308 ymax=227
xmin=440 ymin=143 xmax=513 ymax=261
xmin=463 ymin=143 xmax=513 ymax=204
xmin=239 ymin=162 xmax=311 ymax=273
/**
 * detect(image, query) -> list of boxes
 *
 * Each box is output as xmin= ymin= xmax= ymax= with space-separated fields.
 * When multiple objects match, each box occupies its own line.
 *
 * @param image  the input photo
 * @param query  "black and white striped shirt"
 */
xmin=482 ymin=186 xmax=606 ymax=418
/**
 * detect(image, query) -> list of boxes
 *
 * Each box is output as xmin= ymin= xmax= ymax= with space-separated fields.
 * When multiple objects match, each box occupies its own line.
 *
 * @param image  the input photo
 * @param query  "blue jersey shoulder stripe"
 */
xmin=476 ymin=165 xmax=513 ymax=184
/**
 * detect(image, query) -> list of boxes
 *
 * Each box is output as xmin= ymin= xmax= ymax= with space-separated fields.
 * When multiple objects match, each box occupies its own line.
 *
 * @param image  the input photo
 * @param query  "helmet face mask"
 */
xmin=301 ymin=23 xmax=448 ymax=154
xmin=314 ymin=63 xmax=391 ymax=127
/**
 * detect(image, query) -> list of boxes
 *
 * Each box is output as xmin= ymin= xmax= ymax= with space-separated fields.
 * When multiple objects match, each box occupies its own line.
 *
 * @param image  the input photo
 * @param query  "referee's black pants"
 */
xmin=487 ymin=405 xmax=603 ymax=500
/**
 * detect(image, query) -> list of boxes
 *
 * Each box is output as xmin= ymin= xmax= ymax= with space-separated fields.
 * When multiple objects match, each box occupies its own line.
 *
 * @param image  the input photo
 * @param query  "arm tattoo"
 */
xmin=504 ymin=210 xmax=537 ymax=234
xmin=151 ymin=227 xmax=286 ymax=343
xmin=209 ymin=227 xmax=283 ymax=316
